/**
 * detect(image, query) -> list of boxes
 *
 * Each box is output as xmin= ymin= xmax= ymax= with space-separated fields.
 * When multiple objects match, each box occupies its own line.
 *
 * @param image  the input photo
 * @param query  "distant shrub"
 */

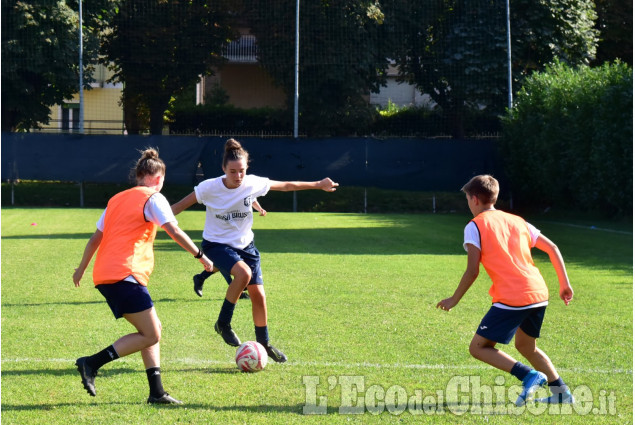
xmin=372 ymin=103 xmax=500 ymax=137
xmin=501 ymin=60 xmax=633 ymax=215
xmin=169 ymin=104 xmax=291 ymax=135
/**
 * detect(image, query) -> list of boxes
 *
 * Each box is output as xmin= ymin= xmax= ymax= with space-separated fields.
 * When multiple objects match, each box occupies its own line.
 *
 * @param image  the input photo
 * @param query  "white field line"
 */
xmin=2 ymin=357 xmax=632 ymax=375
xmin=539 ymin=221 xmax=632 ymax=235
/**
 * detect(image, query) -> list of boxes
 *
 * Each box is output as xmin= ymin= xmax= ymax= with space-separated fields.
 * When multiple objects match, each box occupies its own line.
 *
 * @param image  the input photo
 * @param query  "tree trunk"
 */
xmin=149 ymin=104 xmax=166 ymax=135
xmin=448 ymin=107 xmax=466 ymax=139
xmin=122 ymin=91 xmax=143 ymax=135
xmin=1 ymin=109 xmax=18 ymax=132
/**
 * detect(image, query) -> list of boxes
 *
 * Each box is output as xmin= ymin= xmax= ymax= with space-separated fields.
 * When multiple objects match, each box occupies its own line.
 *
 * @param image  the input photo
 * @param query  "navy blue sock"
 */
xmin=87 ymin=345 xmax=119 ymax=370
xmin=255 ymin=326 xmax=269 ymax=346
xmin=146 ymin=367 xmax=165 ymax=398
xmin=198 ymin=270 xmax=215 ymax=279
xmin=218 ymin=298 xmax=236 ymax=325
xmin=548 ymin=377 xmax=568 ymax=393
xmin=510 ymin=362 xmax=532 ymax=381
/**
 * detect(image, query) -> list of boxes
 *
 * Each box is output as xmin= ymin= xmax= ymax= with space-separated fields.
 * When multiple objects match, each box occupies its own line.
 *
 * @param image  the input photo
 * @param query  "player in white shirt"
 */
xmin=172 ymin=138 xmax=338 ymax=362
xmin=192 ymin=198 xmax=266 ymax=299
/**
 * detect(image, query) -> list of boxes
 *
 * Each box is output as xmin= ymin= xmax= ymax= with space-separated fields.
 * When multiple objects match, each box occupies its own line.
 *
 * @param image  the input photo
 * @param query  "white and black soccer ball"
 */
xmin=235 ymin=341 xmax=268 ymax=372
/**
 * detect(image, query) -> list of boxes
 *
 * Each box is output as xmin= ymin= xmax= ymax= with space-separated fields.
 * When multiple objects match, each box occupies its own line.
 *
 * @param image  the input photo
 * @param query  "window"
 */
xmin=61 ymin=103 xmax=80 ymax=131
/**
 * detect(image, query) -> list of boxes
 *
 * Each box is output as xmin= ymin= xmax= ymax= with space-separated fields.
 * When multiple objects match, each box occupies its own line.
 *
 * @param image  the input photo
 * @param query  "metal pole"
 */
xmin=79 ymin=0 xmax=85 ymax=133
xmin=293 ymin=0 xmax=300 ymax=138
xmin=505 ymin=0 xmax=513 ymax=110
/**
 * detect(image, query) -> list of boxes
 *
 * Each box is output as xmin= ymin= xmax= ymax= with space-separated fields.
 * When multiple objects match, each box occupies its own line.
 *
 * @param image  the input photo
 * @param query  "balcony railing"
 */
xmin=224 ymin=35 xmax=258 ymax=63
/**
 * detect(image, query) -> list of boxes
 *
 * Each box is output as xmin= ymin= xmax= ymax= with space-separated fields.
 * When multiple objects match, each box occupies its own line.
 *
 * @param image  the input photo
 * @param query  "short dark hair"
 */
xmin=461 ymin=175 xmax=499 ymax=205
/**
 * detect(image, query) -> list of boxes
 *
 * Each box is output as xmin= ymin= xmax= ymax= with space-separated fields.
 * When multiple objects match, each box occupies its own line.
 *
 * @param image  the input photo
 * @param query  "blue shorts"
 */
xmin=97 ymin=281 xmax=154 ymax=319
xmin=476 ymin=305 xmax=546 ymax=344
xmin=202 ymin=239 xmax=264 ymax=286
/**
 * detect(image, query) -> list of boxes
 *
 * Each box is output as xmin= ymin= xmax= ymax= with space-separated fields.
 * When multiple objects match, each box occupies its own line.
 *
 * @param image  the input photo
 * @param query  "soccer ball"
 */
xmin=235 ymin=341 xmax=268 ymax=372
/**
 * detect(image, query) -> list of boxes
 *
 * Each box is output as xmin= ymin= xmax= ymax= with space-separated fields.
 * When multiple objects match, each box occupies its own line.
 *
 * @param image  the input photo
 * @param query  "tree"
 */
xmin=244 ymin=0 xmax=389 ymax=136
xmin=593 ymin=0 xmax=632 ymax=65
xmin=101 ymin=0 xmax=236 ymax=135
xmin=384 ymin=0 xmax=599 ymax=138
xmin=1 ymin=0 xmax=108 ymax=131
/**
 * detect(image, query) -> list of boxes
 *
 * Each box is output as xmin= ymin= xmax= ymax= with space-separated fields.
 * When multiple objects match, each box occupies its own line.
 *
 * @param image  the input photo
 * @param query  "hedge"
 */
xmin=500 ymin=61 xmax=633 ymax=215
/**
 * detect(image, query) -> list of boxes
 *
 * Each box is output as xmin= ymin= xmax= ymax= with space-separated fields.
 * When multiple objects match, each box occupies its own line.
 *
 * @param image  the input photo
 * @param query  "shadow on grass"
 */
xmin=2 ymin=300 xmax=104 ymax=308
xmin=1 ymin=233 xmax=95 ymax=240
xmin=0 ymin=401 xmax=484 ymax=415
xmin=1 ymin=297 xmax=228 ymax=308
xmin=0 ymin=366 xmax=139 ymax=378
xmin=4 ymin=215 xmax=632 ymax=270
xmin=0 ymin=401 xmax=309 ymax=414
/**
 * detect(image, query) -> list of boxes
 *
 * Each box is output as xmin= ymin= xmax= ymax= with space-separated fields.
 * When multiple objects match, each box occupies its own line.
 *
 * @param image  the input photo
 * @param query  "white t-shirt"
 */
xmin=96 ymin=192 xmax=177 ymax=283
xmin=195 ymin=174 xmax=270 ymax=249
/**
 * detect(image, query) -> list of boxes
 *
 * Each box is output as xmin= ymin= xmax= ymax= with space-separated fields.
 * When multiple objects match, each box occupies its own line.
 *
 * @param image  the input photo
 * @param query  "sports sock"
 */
xmin=548 ymin=377 xmax=569 ymax=394
xmin=87 ymin=345 xmax=119 ymax=370
xmin=146 ymin=367 xmax=166 ymax=398
xmin=198 ymin=270 xmax=215 ymax=280
xmin=217 ymin=298 xmax=236 ymax=325
xmin=510 ymin=362 xmax=532 ymax=381
xmin=255 ymin=326 xmax=269 ymax=346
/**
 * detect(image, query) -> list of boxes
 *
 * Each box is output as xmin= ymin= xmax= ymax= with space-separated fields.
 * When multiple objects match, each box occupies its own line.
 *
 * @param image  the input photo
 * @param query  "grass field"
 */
xmin=1 ymin=208 xmax=632 ymax=424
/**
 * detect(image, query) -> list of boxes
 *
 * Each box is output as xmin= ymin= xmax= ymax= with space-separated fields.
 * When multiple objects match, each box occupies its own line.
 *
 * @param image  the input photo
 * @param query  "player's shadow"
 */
xmin=2 ymin=300 xmax=103 ymax=308
xmin=154 ymin=221 xmax=464 ymax=256
xmin=0 ymin=366 xmax=140 ymax=378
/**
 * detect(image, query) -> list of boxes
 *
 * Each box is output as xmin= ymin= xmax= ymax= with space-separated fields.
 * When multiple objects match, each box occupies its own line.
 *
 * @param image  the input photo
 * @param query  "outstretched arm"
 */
xmin=162 ymin=221 xmax=213 ymax=271
xmin=534 ymin=234 xmax=573 ymax=305
xmin=171 ymin=192 xmax=198 ymax=216
xmin=73 ymin=229 xmax=103 ymax=287
xmin=269 ymin=177 xmax=339 ymax=192
xmin=437 ymin=244 xmax=481 ymax=311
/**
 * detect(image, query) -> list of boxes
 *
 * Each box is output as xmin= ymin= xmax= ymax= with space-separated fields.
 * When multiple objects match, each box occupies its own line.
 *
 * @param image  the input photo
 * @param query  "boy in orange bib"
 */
xmin=437 ymin=175 xmax=574 ymax=406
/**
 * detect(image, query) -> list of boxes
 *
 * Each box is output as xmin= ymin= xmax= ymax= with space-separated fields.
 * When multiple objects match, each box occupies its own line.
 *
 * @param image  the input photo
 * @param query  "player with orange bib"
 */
xmin=437 ymin=175 xmax=575 ymax=406
xmin=73 ymin=148 xmax=213 ymax=404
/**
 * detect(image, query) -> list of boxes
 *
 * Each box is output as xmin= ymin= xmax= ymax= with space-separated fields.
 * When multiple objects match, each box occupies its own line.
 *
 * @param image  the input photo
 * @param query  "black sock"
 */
xmin=255 ymin=326 xmax=269 ymax=346
xmin=199 ymin=270 xmax=215 ymax=279
xmin=87 ymin=345 xmax=119 ymax=370
xmin=510 ymin=362 xmax=532 ymax=381
xmin=548 ymin=377 xmax=568 ymax=393
xmin=218 ymin=298 xmax=236 ymax=325
xmin=146 ymin=367 xmax=165 ymax=398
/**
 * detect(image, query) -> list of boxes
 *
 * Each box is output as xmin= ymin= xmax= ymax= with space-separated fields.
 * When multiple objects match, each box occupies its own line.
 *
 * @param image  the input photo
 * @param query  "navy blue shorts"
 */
xmin=202 ymin=239 xmax=263 ymax=285
xmin=97 ymin=281 xmax=154 ymax=319
xmin=476 ymin=305 xmax=546 ymax=344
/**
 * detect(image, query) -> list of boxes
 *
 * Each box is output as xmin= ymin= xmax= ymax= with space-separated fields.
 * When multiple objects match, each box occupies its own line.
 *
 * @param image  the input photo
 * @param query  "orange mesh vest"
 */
xmin=93 ymin=186 xmax=158 ymax=286
xmin=472 ymin=210 xmax=548 ymax=307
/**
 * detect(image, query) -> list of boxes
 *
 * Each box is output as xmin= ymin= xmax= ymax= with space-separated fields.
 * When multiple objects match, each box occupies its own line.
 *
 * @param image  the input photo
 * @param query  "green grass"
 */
xmin=1 ymin=208 xmax=632 ymax=424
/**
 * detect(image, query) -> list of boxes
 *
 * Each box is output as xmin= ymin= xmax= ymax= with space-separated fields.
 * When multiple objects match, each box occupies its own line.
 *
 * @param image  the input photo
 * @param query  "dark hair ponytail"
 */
xmin=132 ymin=147 xmax=166 ymax=183
xmin=223 ymin=138 xmax=249 ymax=168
